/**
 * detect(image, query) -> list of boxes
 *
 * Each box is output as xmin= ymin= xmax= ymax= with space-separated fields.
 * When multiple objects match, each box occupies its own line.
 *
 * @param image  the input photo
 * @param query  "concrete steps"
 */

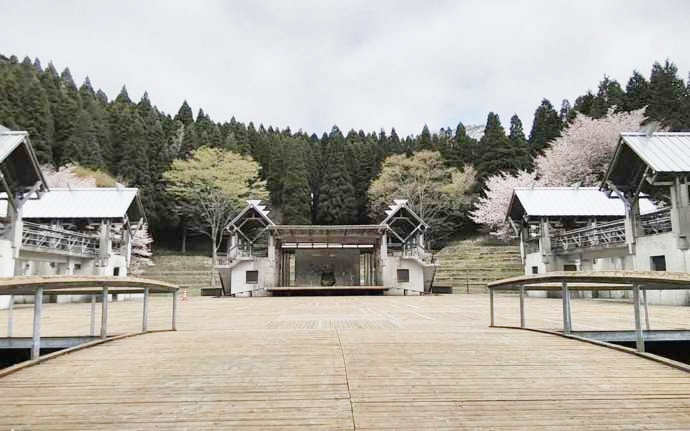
xmin=434 ymin=238 xmax=523 ymax=293
xmin=138 ymin=254 xmax=215 ymax=296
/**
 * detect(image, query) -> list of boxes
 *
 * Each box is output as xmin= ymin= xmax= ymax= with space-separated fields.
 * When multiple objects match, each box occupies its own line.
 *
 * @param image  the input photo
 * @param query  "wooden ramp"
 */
xmin=0 ymin=295 xmax=689 ymax=429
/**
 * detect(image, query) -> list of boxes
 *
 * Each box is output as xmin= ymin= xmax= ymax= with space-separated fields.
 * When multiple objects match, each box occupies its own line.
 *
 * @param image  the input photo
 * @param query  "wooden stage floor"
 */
xmin=0 ymin=294 xmax=689 ymax=430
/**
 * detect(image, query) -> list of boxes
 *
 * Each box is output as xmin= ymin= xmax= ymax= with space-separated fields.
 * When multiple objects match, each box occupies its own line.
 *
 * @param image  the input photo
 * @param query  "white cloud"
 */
xmin=1 ymin=0 xmax=689 ymax=136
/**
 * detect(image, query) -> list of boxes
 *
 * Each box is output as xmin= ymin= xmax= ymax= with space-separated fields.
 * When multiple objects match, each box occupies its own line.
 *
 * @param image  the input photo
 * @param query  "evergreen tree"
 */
xmin=590 ymin=76 xmax=625 ymax=118
xmin=646 ymin=60 xmax=686 ymax=129
xmin=280 ymin=137 xmax=312 ymax=224
xmin=528 ymin=99 xmax=561 ymax=155
xmin=317 ymin=126 xmax=356 ymax=224
xmin=13 ymin=58 xmax=53 ymax=163
xmin=476 ymin=112 xmax=524 ymax=180
xmin=559 ymin=99 xmax=575 ymax=123
xmin=623 ymin=70 xmax=650 ymax=111
xmin=52 ymin=68 xmax=81 ymax=165
xmin=573 ymin=91 xmax=595 ymax=117
xmin=508 ymin=114 xmax=532 ymax=171
xmin=417 ymin=124 xmax=433 ymax=151
xmin=174 ymin=100 xmax=194 ymax=126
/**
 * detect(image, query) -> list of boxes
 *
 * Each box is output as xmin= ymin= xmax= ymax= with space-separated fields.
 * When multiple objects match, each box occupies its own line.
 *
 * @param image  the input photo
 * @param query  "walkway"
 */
xmin=1 ymin=295 xmax=689 ymax=430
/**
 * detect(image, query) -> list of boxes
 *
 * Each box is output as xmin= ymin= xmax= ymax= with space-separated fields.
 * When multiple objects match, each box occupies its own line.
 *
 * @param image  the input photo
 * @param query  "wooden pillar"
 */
xmin=101 ymin=287 xmax=109 ymax=339
xmin=561 ymin=281 xmax=572 ymax=334
xmin=31 ymin=288 xmax=43 ymax=360
xmin=519 ymin=285 xmax=525 ymax=328
xmin=90 ymin=294 xmax=96 ymax=336
xmin=142 ymin=288 xmax=149 ymax=332
xmin=632 ymin=283 xmax=645 ymax=352
xmin=172 ymin=289 xmax=178 ymax=331
xmin=7 ymin=294 xmax=14 ymax=338
xmin=489 ymin=287 xmax=495 ymax=327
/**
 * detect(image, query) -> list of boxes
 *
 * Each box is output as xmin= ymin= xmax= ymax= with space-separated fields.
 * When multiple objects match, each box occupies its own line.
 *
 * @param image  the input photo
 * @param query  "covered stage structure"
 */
xmin=215 ymin=200 xmax=437 ymax=296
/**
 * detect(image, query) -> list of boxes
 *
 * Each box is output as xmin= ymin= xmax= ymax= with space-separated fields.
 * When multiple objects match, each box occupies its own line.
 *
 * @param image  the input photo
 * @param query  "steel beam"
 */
xmin=561 ymin=281 xmax=572 ymax=334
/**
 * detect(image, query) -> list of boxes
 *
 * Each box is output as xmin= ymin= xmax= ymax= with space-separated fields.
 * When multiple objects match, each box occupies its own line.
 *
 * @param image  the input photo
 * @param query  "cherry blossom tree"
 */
xmin=471 ymin=170 xmax=540 ymax=240
xmin=535 ymin=108 xmax=647 ymax=186
xmin=129 ymin=224 xmax=154 ymax=275
xmin=472 ymin=108 xmax=647 ymax=238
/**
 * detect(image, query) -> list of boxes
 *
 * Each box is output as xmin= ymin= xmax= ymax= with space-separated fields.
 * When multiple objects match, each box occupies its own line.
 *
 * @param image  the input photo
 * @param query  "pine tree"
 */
xmin=417 ymin=124 xmax=433 ymax=151
xmin=590 ymin=76 xmax=625 ymax=118
xmin=52 ymin=68 xmax=81 ymax=165
xmin=646 ymin=60 xmax=686 ymax=129
xmin=280 ymin=137 xmax=312 ymax=224
xmin=623 ymin=70 xmax=650 ymax=111
xmin=528 ymin=99 xmax=561 ymax=155
xmin=476 ymin=112 xmax=524 ymax=180
xmin=13 ymin=58 xmax=54 ymax=163
xmin=174 ymin=100 xmax=194 ymax=126
xmin=559 ymin=99 xmax=576 ymax=123
xmin=317 ymin=126 xmax=356 ymax=224
xmin=508 ymin=114 xmax=532 ymax=171
xmin=573 ymin=92 xmax=595 ymax=117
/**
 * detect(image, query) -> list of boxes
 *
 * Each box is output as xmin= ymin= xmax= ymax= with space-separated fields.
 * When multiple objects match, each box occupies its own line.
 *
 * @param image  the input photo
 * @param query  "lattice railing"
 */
xmin=640 ymin=208 xmax=672 ymax=236
xmin=551 ymin=219 xmax=626 ymax=252
xmin=22 ymin=222 xmax=99 ymax=257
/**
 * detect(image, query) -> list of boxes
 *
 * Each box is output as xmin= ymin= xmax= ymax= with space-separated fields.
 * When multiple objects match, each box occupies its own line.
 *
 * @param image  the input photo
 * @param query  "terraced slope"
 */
xmin=434 ymin=238 xmax=523 ymax=293
xmin=138 ymin=254 xmax=214 ymax=295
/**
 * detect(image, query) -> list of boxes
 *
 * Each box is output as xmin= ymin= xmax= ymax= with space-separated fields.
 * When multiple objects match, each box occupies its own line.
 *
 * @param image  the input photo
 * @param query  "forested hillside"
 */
xmin=2 ymin=52 xmax=690 ymax=246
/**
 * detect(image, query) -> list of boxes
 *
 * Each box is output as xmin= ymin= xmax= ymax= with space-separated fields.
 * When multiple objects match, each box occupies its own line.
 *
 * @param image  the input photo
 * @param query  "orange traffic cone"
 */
xmin=182 ymin=288 xmax=188 ymax=301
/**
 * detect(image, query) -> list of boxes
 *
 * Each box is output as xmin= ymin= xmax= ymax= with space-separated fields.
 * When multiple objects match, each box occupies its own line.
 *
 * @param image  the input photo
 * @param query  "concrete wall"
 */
xmin=632 ymin=233 xmax=690 ymax=305
xmin=381 ymin=256 xmax=424 ymax=295
xmin=229 ymin=258 xmax=275 ymax=297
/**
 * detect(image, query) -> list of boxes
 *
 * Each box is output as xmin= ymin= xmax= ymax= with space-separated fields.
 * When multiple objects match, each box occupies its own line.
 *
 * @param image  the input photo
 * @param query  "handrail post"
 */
xmin=31 ymin=288 xmax=43 ymax=360
xmin=7 ymin=294 xmax=14 ymax=337
xmin=142 ymin=287 xmax=149 ymax=332
xmin=642 ymin=287 xmax=650 ymax=330
xmin=172 ymin=289 xmax=178 ymax=331
xmin=489 ymin=287 xmax=495 ymax=327
xmin=633 ymin=283 xmax=645 ymax=352
xmin=101 ymin=287 xmax=109 ymax=339
xmin=90 ymin=294 xmax=96 ymax=336
xmin=561 ymin=280 xmax=571 ymax=334
xmin=519 ymin=285 xmax=525 ymax=328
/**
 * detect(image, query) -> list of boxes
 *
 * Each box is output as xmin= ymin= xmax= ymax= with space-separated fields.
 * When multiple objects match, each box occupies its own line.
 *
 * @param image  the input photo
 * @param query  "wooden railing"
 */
xmin=22 ymin=222 xmax=99 ymax=257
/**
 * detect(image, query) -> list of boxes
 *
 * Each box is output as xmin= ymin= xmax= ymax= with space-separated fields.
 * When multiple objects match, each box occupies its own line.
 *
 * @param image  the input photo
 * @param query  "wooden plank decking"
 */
xmin=0 ymin=294 xmax=689 ymax=429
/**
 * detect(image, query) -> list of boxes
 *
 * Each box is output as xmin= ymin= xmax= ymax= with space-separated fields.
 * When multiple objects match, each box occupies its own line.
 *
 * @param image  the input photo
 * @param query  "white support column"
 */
xmin=489 ymin=287 xmax=495 ymax=327
xmin=7 ymin=294 xmax=14 ymax=337
xmin=100 ymin=287 xmax=109 ymax=339
xmin=561 ymin=281 xmax=572 ymax=334
xmin=642 ymin=287 xmax=650 ymax=331
xmin=142 ymin=288 xmax=149 ymax=332
xmin=519 ymin=285 xmax=525 ymax=329
xmin=172 ymin=289 xmax=178 ymax=331
xmin=90 ymin=294 xmax=96 ymax=336
xmin=31 ymin=288 xmax=43 ymax=360
xmin=632 ymin=284 xmax=645 ymax=352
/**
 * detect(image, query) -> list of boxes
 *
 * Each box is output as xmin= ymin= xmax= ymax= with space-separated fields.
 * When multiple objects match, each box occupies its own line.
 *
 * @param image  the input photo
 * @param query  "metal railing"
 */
xmin=551 ymin=219 xmax=626 ymax=252
xmin=640 ymin=208 xmax=672 ymax=235
xmin=22 ymin=222 xmax=99 ymax=257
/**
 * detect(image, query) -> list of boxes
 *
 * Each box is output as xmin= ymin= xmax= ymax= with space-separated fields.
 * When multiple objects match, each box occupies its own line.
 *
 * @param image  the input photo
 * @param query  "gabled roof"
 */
xmin=379 ymin=199 xmax=428 ymax=229
xmin=0 ymin=127 xmax=48 ymax=205
xmin=21 ymin=188 xmax=144 ymax=221
xmin=228 ymin=200 xmax=275 ymax=229
xmin=604 ymin=133 xmax=690 ymax=195
xmin=618 ymin=133 xmax=690 ymax=173
xmin=508 ymin=187 xmax=657 ymax=220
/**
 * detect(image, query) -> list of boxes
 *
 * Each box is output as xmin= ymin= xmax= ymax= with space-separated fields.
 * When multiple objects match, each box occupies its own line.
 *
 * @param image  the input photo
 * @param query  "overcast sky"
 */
xmin=1 ymin=0 xmax=689 ymax=136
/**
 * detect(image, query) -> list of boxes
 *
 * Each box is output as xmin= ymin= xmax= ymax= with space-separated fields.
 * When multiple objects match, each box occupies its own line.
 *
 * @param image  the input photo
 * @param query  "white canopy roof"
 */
xmin=509 ymin=187 xmax=657 ymax=219
xmin=21 ymin=188 xmax=144 ymax=221
xmin=619 ymin=132 xmax=690 ymax=173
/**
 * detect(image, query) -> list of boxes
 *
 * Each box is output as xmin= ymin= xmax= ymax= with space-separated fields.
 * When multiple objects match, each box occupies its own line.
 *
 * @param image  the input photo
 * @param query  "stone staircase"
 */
xmin=137 ymin=254 xmax=215 ymax=296
xmin=433 ymin=238 xmax=523 ymax=293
